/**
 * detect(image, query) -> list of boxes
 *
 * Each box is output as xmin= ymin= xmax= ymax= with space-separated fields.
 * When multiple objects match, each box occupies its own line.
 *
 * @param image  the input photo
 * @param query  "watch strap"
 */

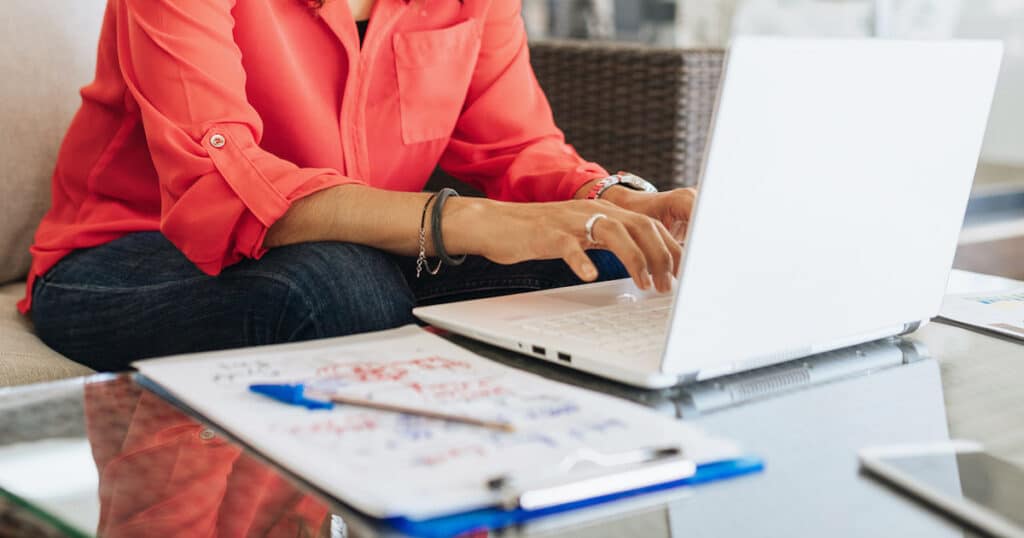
xmin=586 ymin=173 xmax=657 ymax=200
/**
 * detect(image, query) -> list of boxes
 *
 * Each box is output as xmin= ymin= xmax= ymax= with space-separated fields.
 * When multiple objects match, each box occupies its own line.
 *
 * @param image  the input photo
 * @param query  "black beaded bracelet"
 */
xmin=430 ymin=187 xmax=467 ymax=268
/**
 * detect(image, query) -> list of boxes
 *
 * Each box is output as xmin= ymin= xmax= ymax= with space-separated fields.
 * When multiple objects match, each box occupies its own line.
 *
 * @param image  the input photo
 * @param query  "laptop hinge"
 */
xmin=676 ymin=371 xmax=701 ymax=386
xmin=898 ymin=321 xmax=922 ymax=336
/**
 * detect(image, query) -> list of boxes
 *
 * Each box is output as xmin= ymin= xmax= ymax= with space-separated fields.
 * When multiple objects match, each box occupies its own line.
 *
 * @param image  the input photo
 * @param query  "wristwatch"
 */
xmin=586 ymin=172 xmax=658 ymax=200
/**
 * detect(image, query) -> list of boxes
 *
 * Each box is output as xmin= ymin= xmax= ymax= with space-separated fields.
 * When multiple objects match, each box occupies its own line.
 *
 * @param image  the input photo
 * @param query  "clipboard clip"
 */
xmin=487 ymin=446 xmax=696 ymax=511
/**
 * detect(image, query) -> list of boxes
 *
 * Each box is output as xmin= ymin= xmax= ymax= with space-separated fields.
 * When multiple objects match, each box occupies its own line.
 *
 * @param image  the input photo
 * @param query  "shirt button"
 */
xmin=209 ymin=134 xmax=227 ymax=148
xmin=199 ymin=428 xmax=216 ymax=441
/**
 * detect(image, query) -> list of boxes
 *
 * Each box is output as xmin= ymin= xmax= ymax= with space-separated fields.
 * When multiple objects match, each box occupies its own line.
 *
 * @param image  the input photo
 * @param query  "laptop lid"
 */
xmin=662 ymin=38 xmax=1003 ymax=377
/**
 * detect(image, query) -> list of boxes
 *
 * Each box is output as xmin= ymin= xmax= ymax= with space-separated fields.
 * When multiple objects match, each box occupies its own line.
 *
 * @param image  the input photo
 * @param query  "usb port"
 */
xmin=557 ymin=352 xmax=572 ymax=363
xmin=532 ymin=345 xmax=546 ymax=356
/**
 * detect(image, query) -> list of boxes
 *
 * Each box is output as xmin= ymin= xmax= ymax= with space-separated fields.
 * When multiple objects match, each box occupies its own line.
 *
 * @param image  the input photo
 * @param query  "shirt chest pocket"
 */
xmin=393 ymin=19 xmax=482 ymax=145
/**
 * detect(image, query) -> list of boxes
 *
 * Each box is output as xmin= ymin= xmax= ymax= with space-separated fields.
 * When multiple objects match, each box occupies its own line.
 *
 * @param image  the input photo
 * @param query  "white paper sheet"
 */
xmin=940 ymin=288 xmax=1024 ymax=341
xmin=134 ymin=326 xmax=739 ymax=520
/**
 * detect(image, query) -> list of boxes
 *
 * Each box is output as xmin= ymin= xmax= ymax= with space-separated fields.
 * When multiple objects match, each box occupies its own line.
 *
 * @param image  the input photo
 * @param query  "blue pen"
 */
xmin=250 ymin=383 xmax=335 ymax=410
xmin=249 ymin=383 xmax=516 ymax=432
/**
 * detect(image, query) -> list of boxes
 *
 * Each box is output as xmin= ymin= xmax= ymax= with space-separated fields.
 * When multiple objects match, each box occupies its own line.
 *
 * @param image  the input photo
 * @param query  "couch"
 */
xmin=0 ymin=3 xmax=724 ymax=387
xmin=0 ymin=3 xmax=105 ymax=385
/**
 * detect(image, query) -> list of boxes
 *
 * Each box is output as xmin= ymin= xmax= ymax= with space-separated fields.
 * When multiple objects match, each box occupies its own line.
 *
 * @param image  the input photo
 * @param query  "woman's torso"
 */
xmin=21 ymin=0 xmax=603 ymax=314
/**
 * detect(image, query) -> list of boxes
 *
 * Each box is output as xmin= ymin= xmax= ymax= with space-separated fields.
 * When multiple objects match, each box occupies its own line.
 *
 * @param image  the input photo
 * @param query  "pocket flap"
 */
xmin=393 ymin=18 xmax=481 ymax=69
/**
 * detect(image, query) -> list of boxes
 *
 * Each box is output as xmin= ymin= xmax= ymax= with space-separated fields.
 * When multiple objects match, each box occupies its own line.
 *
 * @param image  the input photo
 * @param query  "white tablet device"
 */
xmin=860 ymin=441 xmax=1024 ymax=538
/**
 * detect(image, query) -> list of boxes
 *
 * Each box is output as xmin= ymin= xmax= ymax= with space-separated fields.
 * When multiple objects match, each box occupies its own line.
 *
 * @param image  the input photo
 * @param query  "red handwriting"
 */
xmin=352 ymin=363 xmax=409 ymax=382
xmin=286 ymin=415 xmax=379 ymax=437
xmin=407 ymin=356 xmax=471 ymax=371
xmin=406 ymin=378 xmax=510 ymax=402
xmin=414 ymin=445 xmax=488 ymax=467
xmin=315 ymin=356 xmax=471 ymax=382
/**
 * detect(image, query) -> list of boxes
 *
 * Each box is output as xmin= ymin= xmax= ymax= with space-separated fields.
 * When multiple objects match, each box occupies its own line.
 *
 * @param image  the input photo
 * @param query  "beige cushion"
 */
xmin=0 ymin=282 xmax=92 ymax=386
xmin=0 ymin=2 xmax=106 ymax=284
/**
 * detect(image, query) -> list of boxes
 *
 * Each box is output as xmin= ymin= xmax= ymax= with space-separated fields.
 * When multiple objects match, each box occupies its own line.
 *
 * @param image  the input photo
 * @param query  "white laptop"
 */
xmin=414 ymin=37 xmax=1003 ymax=389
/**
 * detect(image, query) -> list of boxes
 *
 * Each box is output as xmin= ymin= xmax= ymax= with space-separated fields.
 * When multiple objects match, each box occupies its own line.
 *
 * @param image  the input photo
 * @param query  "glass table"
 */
xmin=2 ymin=278 xmax=1022 ymax=537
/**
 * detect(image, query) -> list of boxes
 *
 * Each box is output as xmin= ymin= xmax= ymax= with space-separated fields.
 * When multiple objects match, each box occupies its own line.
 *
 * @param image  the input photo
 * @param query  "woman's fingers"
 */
xmin=663 ymin=188 xmax=696 ymax=241
xmin=558 ymin=234 xmax=599 ymax=282
xmin=654 ymin=219 xmax=683 ymax=278
xmin=669 ymin=220 xmax=687 ymax=242
xmin=503 ymin=198 xmax=690 ymax=292
xmin=617 ymin=213 xmax=674 ymax=292
xmin=589 ymin=217 xmax=653 ymax=290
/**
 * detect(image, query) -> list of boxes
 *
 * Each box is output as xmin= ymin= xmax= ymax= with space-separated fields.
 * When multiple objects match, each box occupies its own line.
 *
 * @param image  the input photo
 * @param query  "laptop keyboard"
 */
xmin=519 ymin=297 xmax=673 ymax=356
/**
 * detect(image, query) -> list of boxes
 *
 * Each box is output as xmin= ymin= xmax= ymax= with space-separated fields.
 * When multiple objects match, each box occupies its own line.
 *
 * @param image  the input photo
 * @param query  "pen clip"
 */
xmin=487 ymin=445 xmax=691 ymax=511
xmin=492 ymin=456 xmax=696 ymax=511
xmin=556 ymin=446 xmax=683 ymax=473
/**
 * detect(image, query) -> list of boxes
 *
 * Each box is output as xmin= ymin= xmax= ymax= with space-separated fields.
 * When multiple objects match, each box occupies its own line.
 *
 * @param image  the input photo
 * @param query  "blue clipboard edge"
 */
xmin=135 ymin=374 xmax=763 ymax=538
xmin=385 ymin=457 xmax=765 ymax=538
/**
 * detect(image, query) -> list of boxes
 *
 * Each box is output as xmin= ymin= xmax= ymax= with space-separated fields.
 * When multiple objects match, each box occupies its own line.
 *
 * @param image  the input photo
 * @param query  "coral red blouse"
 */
xmin=20 ymin=0 xmax=607 ymax=312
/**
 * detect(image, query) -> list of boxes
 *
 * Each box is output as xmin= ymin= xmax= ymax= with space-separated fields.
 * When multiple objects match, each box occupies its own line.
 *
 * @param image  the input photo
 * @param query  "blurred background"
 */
xmin=524 ymin=0 xmax=1024 ymax=279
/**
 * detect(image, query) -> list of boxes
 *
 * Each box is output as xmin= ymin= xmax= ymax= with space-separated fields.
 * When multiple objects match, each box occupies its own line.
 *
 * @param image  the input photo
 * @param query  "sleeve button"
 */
xmin=209 ymin=134 xmax=227 ymax=148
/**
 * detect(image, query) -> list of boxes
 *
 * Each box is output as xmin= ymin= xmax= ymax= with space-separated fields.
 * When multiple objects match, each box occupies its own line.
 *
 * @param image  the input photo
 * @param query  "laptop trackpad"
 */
xmin=543 ymin=280 xmax=661 ymax=307
xmin=487 ymin=283 xmax=638 ymax=322
xmin=464 ymin=281 xmax=661 ymax=322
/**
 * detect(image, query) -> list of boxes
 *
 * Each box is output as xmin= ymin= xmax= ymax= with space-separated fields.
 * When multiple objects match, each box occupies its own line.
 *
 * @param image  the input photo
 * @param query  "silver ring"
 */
xmin=585 ymin=213 xmax=608 ymax=245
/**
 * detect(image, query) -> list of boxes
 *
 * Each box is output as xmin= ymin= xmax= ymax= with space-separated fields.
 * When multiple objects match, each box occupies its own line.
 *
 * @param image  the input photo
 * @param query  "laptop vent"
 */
xmin=729 ymin=368 xmax=811 ymax=399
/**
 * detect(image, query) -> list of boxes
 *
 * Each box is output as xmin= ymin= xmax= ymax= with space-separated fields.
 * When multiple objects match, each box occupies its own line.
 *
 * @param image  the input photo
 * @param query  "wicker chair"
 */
xmin=428 ymin=40 xmax=726 ymax=193
xmin=531 ymin=40 xmax=724 ymax=190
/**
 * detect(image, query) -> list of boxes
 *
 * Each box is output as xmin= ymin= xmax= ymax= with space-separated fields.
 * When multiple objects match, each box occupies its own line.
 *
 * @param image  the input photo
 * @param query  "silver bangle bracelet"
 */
xmin=416 ymin=192 xmax=442 ymax=278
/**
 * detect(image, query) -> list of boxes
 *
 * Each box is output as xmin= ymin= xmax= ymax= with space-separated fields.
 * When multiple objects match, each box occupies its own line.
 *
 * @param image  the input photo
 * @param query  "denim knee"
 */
xmin=238 ymin=242 xmax=417 ymax=342
xmin=588 ymin=250 xmax=630 ymax=281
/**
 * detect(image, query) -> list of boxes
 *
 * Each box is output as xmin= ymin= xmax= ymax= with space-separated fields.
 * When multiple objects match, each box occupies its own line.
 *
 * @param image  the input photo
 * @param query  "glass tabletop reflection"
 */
xmin=1 ymin=323 xmax=1019 ymax=537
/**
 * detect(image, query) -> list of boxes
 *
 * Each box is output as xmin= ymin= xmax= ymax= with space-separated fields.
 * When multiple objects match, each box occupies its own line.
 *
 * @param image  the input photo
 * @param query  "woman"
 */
xmin=22 ymin=0 xmax=695 ymax=371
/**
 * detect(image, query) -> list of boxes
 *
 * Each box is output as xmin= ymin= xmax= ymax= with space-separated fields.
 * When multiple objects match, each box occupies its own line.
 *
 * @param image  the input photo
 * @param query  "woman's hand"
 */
xmin=600 ymin=187 xmax=698 ymax=243
xmin=445 ymin=198 xmax=684 ymax=293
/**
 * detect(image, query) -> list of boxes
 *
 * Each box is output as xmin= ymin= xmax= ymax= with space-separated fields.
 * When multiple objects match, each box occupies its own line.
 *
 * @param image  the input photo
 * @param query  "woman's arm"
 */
xmin=266 ymin=177 xmax=626 ymax=255
xmin=118 ymin=0 xmax=362 ymax=274
xmin=265 ymin=184 xmax=683 ymax=293
xmin=265 ymin=186 xmax=445 ymax=257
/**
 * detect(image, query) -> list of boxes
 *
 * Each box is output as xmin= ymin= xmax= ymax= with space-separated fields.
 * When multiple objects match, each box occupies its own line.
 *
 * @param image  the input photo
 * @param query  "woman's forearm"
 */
xmin=263 ymin=184 xmax=490 ymax=257
xmin=266 ymin=180 xmax=635 ymax=259
xmin=264 ymin=181 xmax=691 ymax=294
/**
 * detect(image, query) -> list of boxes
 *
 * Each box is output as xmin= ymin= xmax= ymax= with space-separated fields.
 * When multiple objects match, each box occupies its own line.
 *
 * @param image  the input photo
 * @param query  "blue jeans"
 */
xmin=31 ymin=232 xmax=627 ymax=371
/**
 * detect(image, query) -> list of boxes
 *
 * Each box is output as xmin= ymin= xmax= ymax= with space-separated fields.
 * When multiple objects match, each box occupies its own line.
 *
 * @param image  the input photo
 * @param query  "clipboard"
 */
xmin=141 ymin=373 xmax=761 ymax=537
xmin=133 ymin=326 xmax=764 ymax=534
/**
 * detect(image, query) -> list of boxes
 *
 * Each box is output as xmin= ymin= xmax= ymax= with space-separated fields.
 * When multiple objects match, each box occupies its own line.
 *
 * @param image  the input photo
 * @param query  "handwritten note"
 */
xmin=135 ymin=326 xmax=738 ymax=520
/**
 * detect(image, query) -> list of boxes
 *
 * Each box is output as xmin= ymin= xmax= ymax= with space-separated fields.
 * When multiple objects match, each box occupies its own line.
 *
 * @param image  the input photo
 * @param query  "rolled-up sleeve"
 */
xmin=117 ymin=0 xmax=360 ymax=275
xmin=438 ymin=3 xmax=608 ymax=203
